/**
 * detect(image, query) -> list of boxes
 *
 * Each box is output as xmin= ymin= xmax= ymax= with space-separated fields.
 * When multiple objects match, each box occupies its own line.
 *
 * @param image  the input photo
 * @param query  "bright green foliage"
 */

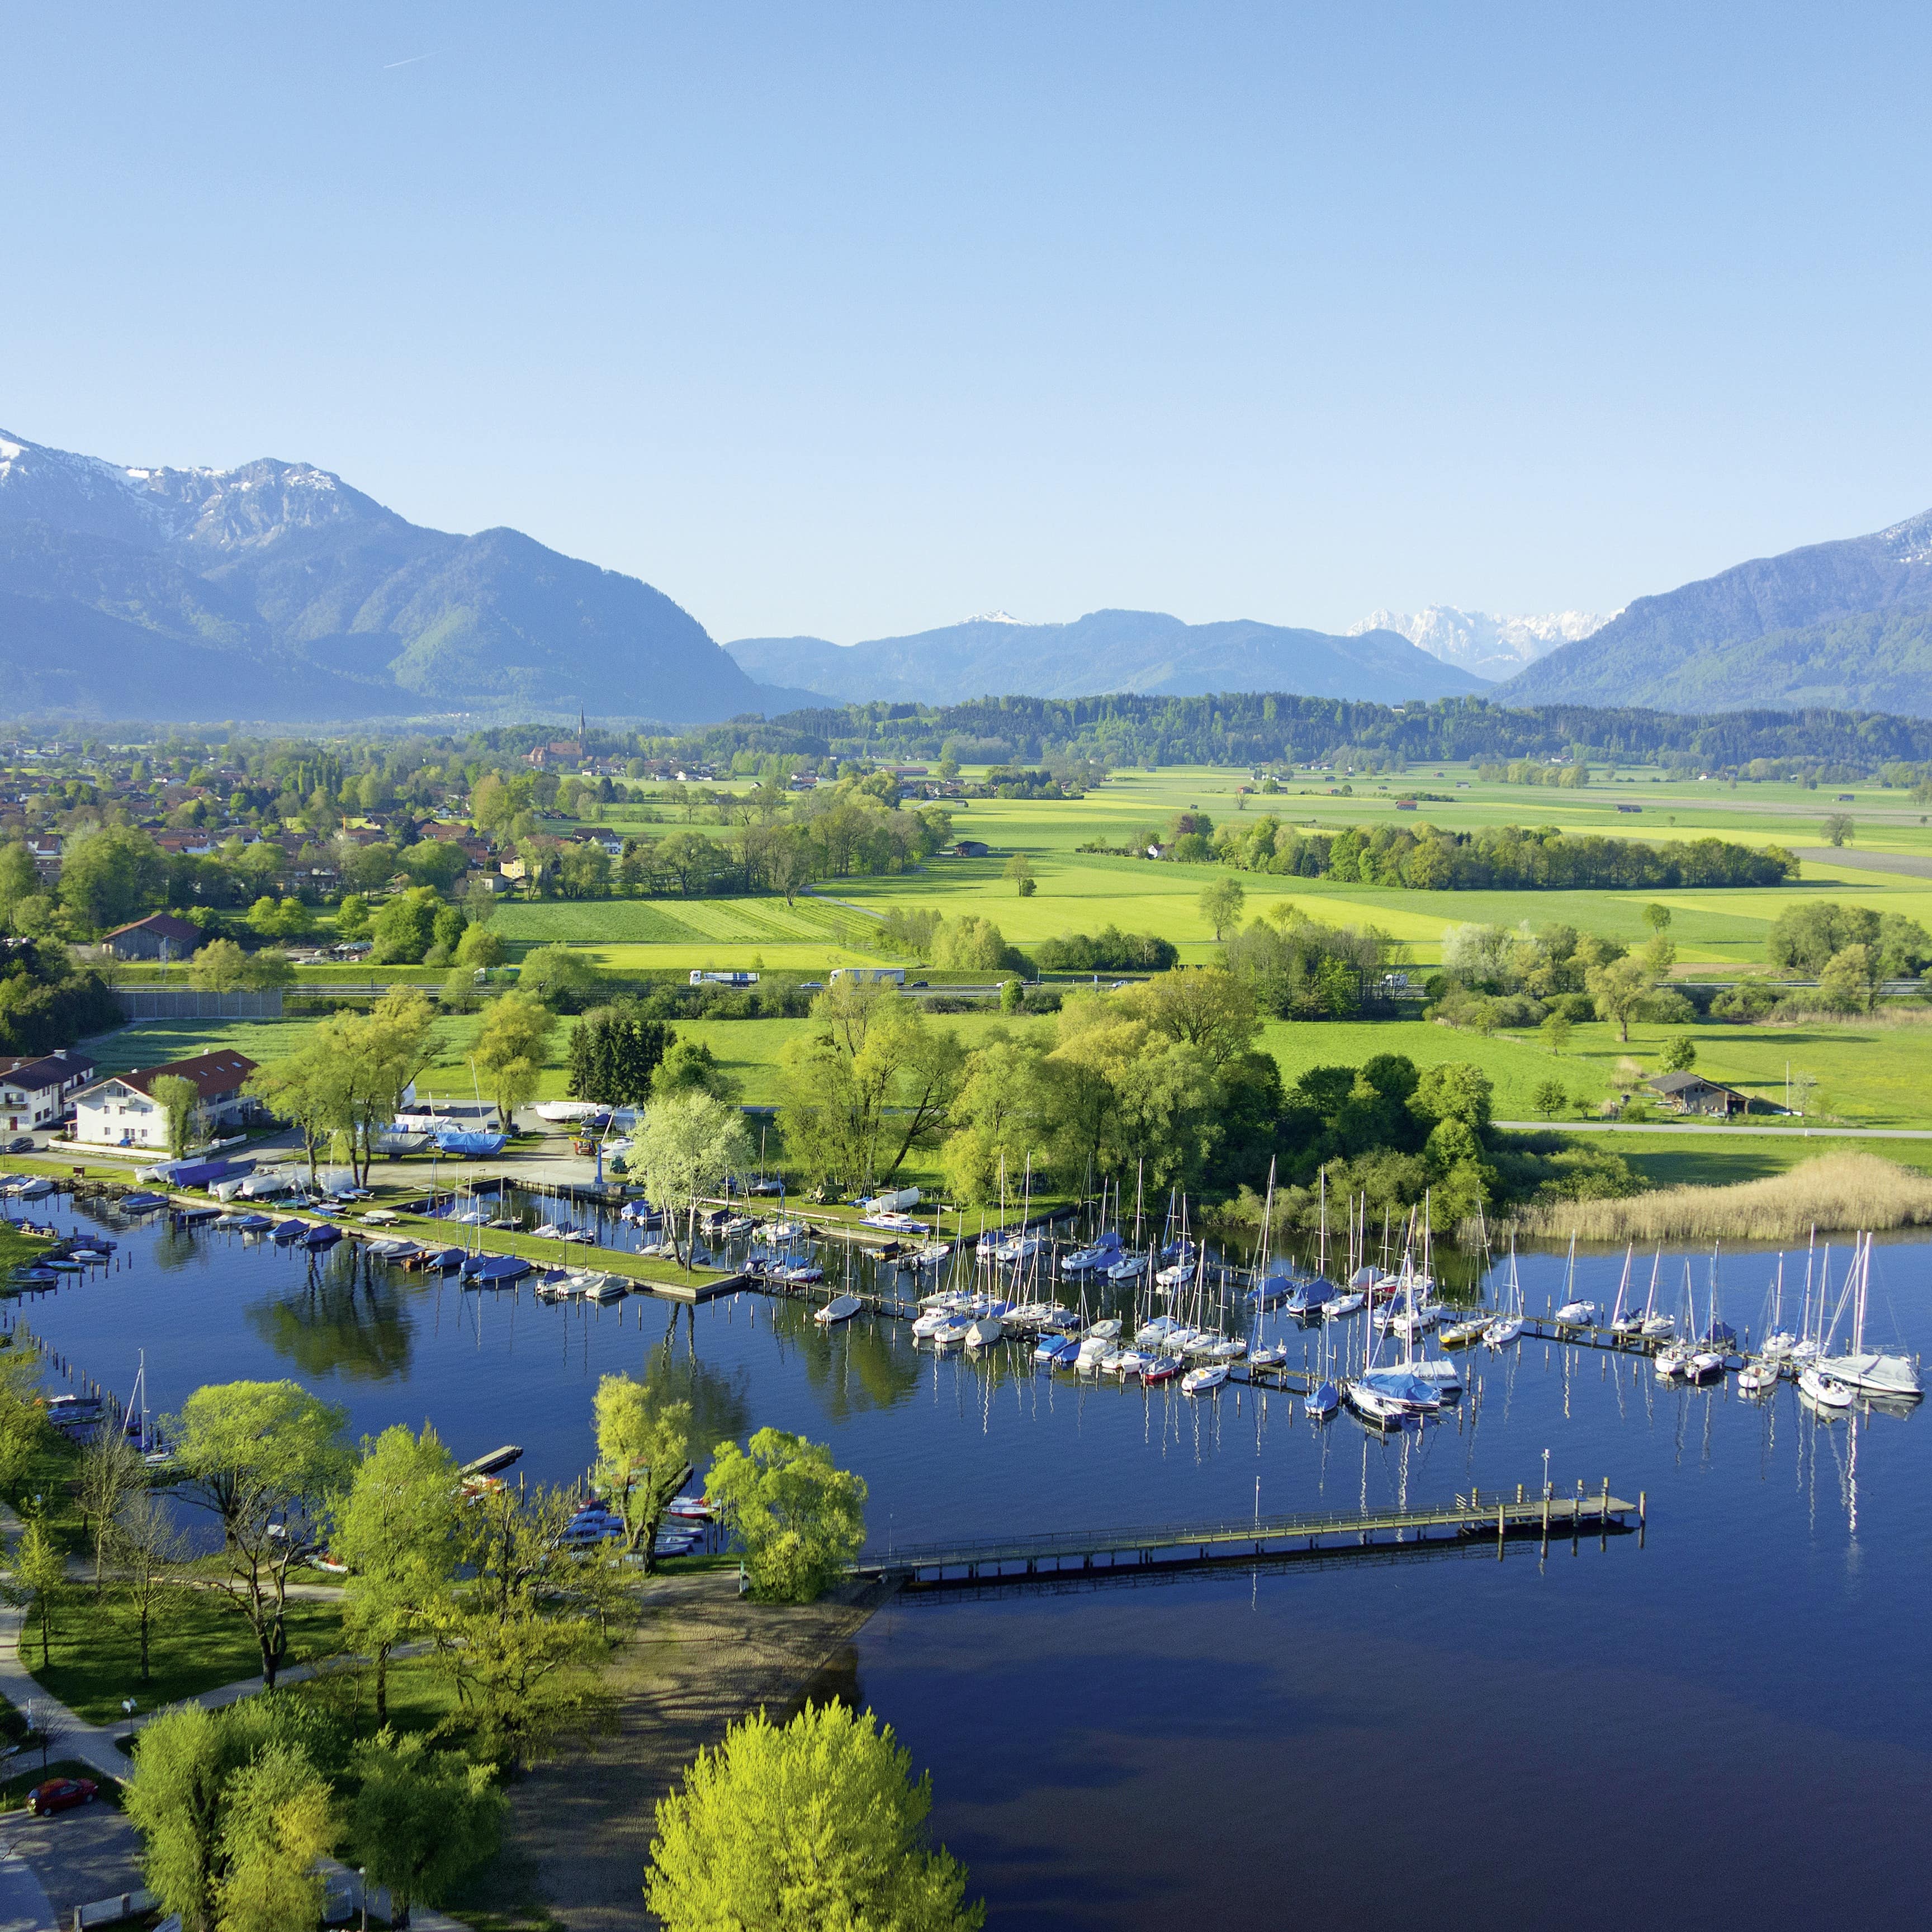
xmin=472 ymin=989 xmax=554 ymax=1122
xmin=594 ymin=1374 xmax=692 ymax=1563
xmin=706 ymin=1427 xmax=866 ymax=1603
xmin=332 ymin=1423 xmax=462 ymax=1722
xmin=629 ymin=1090 xmax=754 ymax=1262
xmin=151 ymin=1073 xmax=202 ymax=1157
xmin=1532 ymin=1078 xmax=1569 ymax=1119
xmin=1411 ymin=1061 xmax=1494 ymax=1131
xmin=125 ymin=1702 xmax=334 ymax=1932
xmin=1585 ymin=954 xmax=1651 ymax=1042
xmin=348 ymin=1730 xmax=505 ymax=1914
xmin=7 ymin=1515 xmax=64 ymax=1668
xmin=370 ymin=886 xmax=441 ymax=964
xmin=1662 ymin=1035 xmax=1698 ymax=1072
xmin=58 ymin=823 xmax=166 ymax=932
xmin=1198 ymin=875 xmax=1246 ymax=940
xmin=645 ymin=1701 xmax=983 ymax=1932
xmin=519 ymin=942 xmax=604 ymax=1010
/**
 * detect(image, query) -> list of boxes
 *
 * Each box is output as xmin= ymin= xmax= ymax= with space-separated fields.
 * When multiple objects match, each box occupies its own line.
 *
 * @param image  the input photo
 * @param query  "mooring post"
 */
xmin=1639 ymin=1489 xmax=1647 ymax=1548
xmin=1497 ymin=1501 xmax=1505 ymax=1559
xmin=1541 ymin=1486 xmax=1550 ymax=1555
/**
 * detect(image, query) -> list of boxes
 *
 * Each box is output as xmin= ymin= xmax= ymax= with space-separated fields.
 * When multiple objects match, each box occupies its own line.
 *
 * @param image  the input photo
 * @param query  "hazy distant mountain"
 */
xmin=727 ymin=609 xmax=1489 ymax=706
xmin=0 ymin=429 xmax=767 ymax=723
xmin=1350 ymin=605 xmax=1612 ymax=682
xmin=1505 ymin=510 xmax=1932 ymax=714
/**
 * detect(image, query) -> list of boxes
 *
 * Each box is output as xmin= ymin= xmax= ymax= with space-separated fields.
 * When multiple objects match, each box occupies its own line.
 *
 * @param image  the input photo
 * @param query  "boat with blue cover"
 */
xmin=301 ymin=1224 xmax=343 ymax=1249
xmin=463 ymin=1254 xmax=530 ymax=1285
xmin=436 ymin=1129 xmax=508 ymax=1158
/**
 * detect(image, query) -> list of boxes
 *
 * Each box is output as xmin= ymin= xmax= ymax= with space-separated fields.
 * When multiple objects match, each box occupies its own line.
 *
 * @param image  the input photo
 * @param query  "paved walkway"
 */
xmin=0 ymin=1852 xmax=51 ymax=1932
xmin=1496 ymin=1119 xmax=1932 ymax=1139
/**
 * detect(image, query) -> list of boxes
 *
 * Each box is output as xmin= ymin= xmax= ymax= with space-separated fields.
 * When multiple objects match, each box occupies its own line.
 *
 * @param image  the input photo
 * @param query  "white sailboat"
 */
xmin=1554 ymin=1232 xmax=1598 ymax=1325
xmin=1484 ymin=1238 xmax=1524 ymax=1348
xmin=1816 ymin=1233 xmax=1922 ymax=1399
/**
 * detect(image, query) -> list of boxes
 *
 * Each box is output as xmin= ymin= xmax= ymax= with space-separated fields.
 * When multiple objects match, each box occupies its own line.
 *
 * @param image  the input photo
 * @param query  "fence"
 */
xmin=115 ymin=989 xmax=285 ymax=1021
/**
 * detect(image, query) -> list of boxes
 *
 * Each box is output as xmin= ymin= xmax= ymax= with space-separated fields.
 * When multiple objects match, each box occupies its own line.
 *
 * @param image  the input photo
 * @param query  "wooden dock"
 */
xmin=859 ymin=1481 xmax=1643 ymax=1589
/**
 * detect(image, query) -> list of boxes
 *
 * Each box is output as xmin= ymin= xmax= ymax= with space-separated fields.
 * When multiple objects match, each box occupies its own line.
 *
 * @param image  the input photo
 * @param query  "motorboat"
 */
xmin=271 ymin=1219 xmax=307 ymax=1244
xmin=1106 ymin=1252 xmax=1149 ymax=1282
xmin=815 ymin=1294 xmax=864 ymax=1326
xmin=300 ymin=1224 xmax=343 ymax=1251
xmin=1135 ymin=1315 xmax=1179 ymax=1347
xmin=580 ymin=1273 xmax=627 ymax=1302
xmin=1035 ymin=1333 xmax=1079 ymax=1366
xmin=462 ymin=1254 xmax=531 ymax=1285
xmin=1439 ymin=1315 xmax=1488 ymax=1348
xmin=1076 ymin=1334 xmax=1114 ymax=1370
xmin=1555 ymin=1298 xmax=1599 ymax=1326
xmin=1322 ymin=1290 xmax=1365 ymax=1318
xmin=1110 ymin=1348 xmax=1155 ymax=1379
xmin=1737 ymin=1360 xmax=1778 ymax=1394
xmin=1180 ymin=1363 xmax=1228 ymax=1395
xmin=911 ymin=1241 xmax=952 ymax=1268
xmin=1085 ymin=1318 xmax=1122 ymax=1341
xmin=912 ymin=1306 xmax=956 ymax=1338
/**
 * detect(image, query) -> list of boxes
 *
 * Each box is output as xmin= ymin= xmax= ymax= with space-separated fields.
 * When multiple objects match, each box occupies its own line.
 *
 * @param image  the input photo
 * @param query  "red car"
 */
xmin=25 ymin=1777 xmax=96 ymax=1816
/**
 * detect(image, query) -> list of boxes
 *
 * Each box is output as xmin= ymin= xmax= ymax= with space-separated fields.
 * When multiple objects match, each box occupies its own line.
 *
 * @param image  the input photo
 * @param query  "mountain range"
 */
xmin=724 ymin=610 xmax=1489 ymax=707
xmin=1506 ymin=510 xmax=1932 ymax=713
xmin=0 ymin=429 xmax=782 ymax=723
xmin=1352 ymin=605 xmax=1613 ymax=681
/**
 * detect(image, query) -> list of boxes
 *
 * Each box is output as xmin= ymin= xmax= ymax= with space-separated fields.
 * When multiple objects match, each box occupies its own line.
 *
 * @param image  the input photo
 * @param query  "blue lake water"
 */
xmin=13 ymin=1199 xmax=1929 ymax=1928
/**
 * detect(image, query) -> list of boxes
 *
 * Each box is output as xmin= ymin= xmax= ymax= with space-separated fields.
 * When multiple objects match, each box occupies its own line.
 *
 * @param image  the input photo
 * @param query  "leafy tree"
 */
xmin=126 ymin=1703 xmax=334 ymax=1932
xmin=645 ymin=1701 xmax=982 ymax=1932
xmin=653 ymin=1036 xmax=742 ymax=1104
xmin=332 ymin=1423 xmax=463 ymax=1723
xmin=707 ymin=1427 xmax=866 ymax=1603
xmin=473 ymin=989 xmax=554 ymax=1125
xmin=1198 ymin=876 xmax=1247 ymax=940
xmin=78 ymin=1423 xmax=146 ymax=1591
xmin=1002 ymin=853 xmax=1034 ymax=896
xmin=0 ymin=1358 xmax=48 ymax=1508
xmin=1818 ymin=944 xmax=1878 ymax=1014
xmin=1120 ymin=967 xmax=1261 ymax=1072
xmin=1410 ymin=1061 xmax=1494 ymax=1132
xmin=455 ymin=922 xmax=505 ymax=968
xmin=567 ymin=1003 xmax=672 ymax=1107
xmin=1531 ymin=1078 xmax=1569 ymax=1119
xmin=594 ymin=1374 xmax=692 ymax=1565
xmin=1585 ymin=953 xmax=1651 ymax=1043
xmin=328 ymin=989 xmax=436 ymax=1184
xmin=152 ymin=1073 xmax=203 ymax=1157
xmin=1821 ymin=812 xmax=1855 ymax=847
xmin=6 ymin=1515 xmax=64 ymax=1668
xmin=629 ymin=1091 xmax=752 ymax=1263
xmin=518 ymin=943 xmax=603 ymax=1012
xmin=370 ymin=887 xmax=441 ymax=965
xmin=1642 ymin=902 xmax=1673 ymax=934
xmin=58 ymin=823 xmax=166 ymax=932
xmin=1539 ymin=1010 xmax=1572 ymax=1055
xmin=1662 ymin=1034 xmax=1698 ymax=1072
xmin=334 ymin=894 xmax=372 ymax=940
xmin=188 ymin=940 xmax=294 ymax=993
xmin=247 ymin=1040 xmax=350 ymax=1191
xmin=1000 ymin=976 xmax=1024 ymax=1012
xmin=348 ymin=1730 xmax=505 ymax=1919
xmin=0 ymin=840 xmax=38 ymax=929
xmin=168 ymin=1380 xmax=353 ymax=1687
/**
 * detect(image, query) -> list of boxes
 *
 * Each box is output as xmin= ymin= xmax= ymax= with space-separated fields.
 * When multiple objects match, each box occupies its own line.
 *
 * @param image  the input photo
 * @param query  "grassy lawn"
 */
xmin=32 ymin=1584 xmax=346 ymax=1725
xmin=1550 ymin=1130 xmax=1932 ymax=1189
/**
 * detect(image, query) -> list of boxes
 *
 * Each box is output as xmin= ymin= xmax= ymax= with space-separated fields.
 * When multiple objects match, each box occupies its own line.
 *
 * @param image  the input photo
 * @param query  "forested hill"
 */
xmin=667 ymin=691 xmax=1932 ymax=773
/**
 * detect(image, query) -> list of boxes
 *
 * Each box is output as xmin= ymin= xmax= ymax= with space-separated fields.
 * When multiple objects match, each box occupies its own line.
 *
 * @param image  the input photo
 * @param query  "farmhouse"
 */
xmin=74 ymin=1049 xmax=261 ymax=1148
xmin=1646 ymin=1071 xmax=1774 ymax=1119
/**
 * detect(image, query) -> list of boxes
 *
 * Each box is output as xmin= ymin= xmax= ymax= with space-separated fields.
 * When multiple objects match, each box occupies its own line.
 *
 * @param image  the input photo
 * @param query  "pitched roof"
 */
xmin=1649 ymin=1070 xmax=1746 ymax=1097
xmin=100 ymin=912 xmax=203 ymax=946
xmin=0 ymin=1049 xmax=96 ymax=1091
xmin=87 ymin=1049 xmax=259 ymax=1103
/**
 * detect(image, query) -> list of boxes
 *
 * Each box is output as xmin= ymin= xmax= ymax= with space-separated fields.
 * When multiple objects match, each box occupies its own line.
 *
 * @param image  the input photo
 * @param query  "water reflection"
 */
xmin=765 ymin=1296 xmax=924 ymax=1422
xmin=245 ymin=1242 xmax=415 ymax=1383
xmin=635 ymin=1328 xmax=752 ymax=1467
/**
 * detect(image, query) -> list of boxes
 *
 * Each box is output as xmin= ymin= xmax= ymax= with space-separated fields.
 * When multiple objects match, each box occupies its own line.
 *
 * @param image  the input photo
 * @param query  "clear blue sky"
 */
xmin=7 ymin=3 xmax=1930 ymax=645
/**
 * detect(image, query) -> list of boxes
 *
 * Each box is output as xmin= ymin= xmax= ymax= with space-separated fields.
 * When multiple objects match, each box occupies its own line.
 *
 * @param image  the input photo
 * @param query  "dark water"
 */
xmin=13 ymin=1201 xmax=1929 ymax=1927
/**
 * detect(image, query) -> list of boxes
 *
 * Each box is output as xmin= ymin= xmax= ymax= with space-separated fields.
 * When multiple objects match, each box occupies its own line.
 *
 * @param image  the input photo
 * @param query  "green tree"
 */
xmin=334 ymin=894 xmax=372 ymax=941
xmin=169 ymin=1380 xmax=353 ymax=1687
xmin=1662 ymin=1034 xmax=1698 ymax=1072
xmin=1120 ymin=966 xmax=1262 ymax=1072
xmin=1198 ymin=875 xmax=1247 ymax=941
xmin=1821 ymin=812 xmax=1855 ymax=847
xmin=518 ymin=943 xmax=603 ymax=1011
xmin=0 ymin=1361 xmax=49 ymax=1508
xmin=110 ymin=1485 xmax=192 ymax=1683
xmin=1540 ymin=1010 xmax=1573 ymax=1055
xmin=7 ymin=1515 xmax=64 ymax=1668
xmin=1586 ymin=953 xmax=1651 ymax=1043
xmin=58 ymin=823 xmax=166 ymax=932
xmin=454 ymin=922 xmax=505 ymax=968
xmin=1409 ymin=1060 xmax=1494 ymax=1131
xmin=1531 ymin=1078 xmax=1569 ymax=1119
xmin=629 ymin=1091 xmax=753 ymax=1264
xmin=656 ymin=1036 xmax=744 ymax=1104
xmin=645 ymin=1701 xmax=982 ymax=1932
xmin=329 ymin=989 xmax=436 ymax=1185
xmin=707 ymin=1427 xmax=866 ymax=1603
xmin=1817 ymin=943 xmax=1878 ymax=1014
xmin=331 ymin=1423 xmax=462 ymax=1724
xmin=348 ymin=1730 xmax=505 ymax=1919
xmin=0 ymin=840 xmax=38 ymax=929
xmin=78 ymin=1423 xmax=147 ymax=1591
xmin=370 ymin=887 xmax=440 ymax=965
xmin=1642 ymin=902 xmax=1673 ymax=935
xmin=212 ymin=1741 xmax=335 ymax=1932
xmin=1002 ymin=853 xmax=1034 ymax=896
xmin=566 ymin=1005 xmax=672 ymax=1107
xmin=152 ymin=1072 xmax=203 ymax=1157
xmin=472 ymin=989 xmax=555 ymax=1125
xmin=593 ymin=1373 xmax=692 ymax=1565
xmin=1000 ymin=976 xmax=1024 ymax=1013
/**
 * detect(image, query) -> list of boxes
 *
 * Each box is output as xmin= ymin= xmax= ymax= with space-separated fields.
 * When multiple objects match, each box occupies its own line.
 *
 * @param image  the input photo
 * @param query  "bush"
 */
xmin=1034 ymin=926 xmax=1179 ymax=974
xmin=1711 ymin=981 xmax=1777 ymax=1022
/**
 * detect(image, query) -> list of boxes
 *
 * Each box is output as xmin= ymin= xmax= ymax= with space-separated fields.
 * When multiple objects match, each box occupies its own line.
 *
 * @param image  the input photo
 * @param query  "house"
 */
xmin=98 ymin=912 xmax=205 ymax=962
xmin=951 ymin=840 xmax=991 ymax=859
xmin=575 ymin=827 xmax=625 ymax=856
xmin=0 ymin=1049 xmax=97 ymax=1133
xmin=1616 ymin=803 xmax=1643 ymax=813
xmin=23 ymin=835 xmax=61 ymax=883
xmin=1646 ymin=1071 xmax=1772 ymax=1119
xmin=74 ymin=1049 xmax=262 ymax=1149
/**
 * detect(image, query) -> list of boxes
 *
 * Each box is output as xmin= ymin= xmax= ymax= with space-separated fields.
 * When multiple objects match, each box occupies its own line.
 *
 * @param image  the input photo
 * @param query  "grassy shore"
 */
xmin=1509 ymin=1149 xmax=1932 ymax=1243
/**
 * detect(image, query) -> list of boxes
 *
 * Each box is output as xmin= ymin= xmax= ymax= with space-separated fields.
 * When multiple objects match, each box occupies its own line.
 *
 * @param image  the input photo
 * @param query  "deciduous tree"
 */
xmin=645 ymin=1702 xmax=982 ymax=1932
xmin=348 ymin=1730 xmax=505 ymax=1919
xmin=706 ymin=1427 xmax=866 ymax=1603
xmin=472 ymin=990 xmax=553 ymax=1125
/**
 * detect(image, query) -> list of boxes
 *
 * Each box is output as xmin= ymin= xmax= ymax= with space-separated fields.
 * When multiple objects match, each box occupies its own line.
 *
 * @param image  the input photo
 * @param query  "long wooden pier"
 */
xmin=860 ymin=1481 xmax=1643 ymax=1589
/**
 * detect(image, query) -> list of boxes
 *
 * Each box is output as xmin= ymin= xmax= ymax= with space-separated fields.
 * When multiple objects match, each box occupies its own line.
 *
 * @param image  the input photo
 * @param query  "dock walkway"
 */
xmin=861 ymin=1482 xmax=1642 ymax=1588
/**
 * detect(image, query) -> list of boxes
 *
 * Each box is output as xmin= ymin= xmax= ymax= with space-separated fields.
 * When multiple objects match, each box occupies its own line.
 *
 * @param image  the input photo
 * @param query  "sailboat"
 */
xmin=1685 ymin=1245 xmax=1726 ymax=1381
xmin=1616 ymin=1247 xmax=1663 ymax=1338
xmin=1816 ymin=1233 xmax=1922 ymax=1398
xmin=1554 ymin=1233 xmax=1598 ymax=1325
xmin=1484 ymin=1239 xmax=1524 ymax=1348
xmin=1284 ymin=1170 xmax=1335 ymax=1316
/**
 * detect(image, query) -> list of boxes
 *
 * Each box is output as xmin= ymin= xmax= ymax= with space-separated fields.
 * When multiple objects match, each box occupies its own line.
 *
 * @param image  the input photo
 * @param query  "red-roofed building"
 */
xmin=99 ymin=912 xmax=205 ymax=961
xmin=73 ymin=1049 xmax=262 ymax=1148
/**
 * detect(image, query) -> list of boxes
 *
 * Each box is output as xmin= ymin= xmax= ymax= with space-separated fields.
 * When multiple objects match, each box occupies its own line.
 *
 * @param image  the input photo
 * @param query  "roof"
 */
xmin=100 ymin=912 xmax=203 ymax=946
xmin=0 ymin=1049 xmax=96 ymax=1091
xmin=84 ymin=1049 xmax=259 ymax=1104
xmin=1649 ymin=1071 xmax=1746 ymax=1097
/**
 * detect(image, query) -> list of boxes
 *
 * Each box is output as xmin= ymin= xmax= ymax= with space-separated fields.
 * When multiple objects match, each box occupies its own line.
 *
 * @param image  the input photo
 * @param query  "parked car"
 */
xmin=4 ymin=1136 xmax=32 ymax=1153
xmin=26 ymin=1775 xmax=96 ymax=1815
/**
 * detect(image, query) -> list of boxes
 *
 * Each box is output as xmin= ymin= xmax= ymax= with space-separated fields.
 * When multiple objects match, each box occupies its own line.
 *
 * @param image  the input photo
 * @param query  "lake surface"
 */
xmin=13 ymin=1197 xmax=1929 ymax=1928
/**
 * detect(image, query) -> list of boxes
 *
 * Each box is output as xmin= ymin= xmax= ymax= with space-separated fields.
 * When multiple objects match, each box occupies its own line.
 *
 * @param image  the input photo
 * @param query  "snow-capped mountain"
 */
xmin=0 ymin=427 xmax=766 ymax=723
xmin=1349 ymin=605 xmax=1614 ymax=682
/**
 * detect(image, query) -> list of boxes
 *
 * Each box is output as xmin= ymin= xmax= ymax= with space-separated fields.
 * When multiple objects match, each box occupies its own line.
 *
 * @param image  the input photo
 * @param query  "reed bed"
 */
xmin=1508 ymin=1150 xmax=1932 ymax=1243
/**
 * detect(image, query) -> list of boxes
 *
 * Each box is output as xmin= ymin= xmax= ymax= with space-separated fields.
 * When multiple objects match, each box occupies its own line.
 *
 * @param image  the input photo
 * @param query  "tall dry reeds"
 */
xmin=1508 ymin=1150 xmax=1932 ymax=1243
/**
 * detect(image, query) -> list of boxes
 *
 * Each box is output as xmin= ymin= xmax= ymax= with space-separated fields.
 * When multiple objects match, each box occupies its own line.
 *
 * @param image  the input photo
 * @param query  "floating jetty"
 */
xmin=861 ymin=1481 xmax=1644 ymax=1590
